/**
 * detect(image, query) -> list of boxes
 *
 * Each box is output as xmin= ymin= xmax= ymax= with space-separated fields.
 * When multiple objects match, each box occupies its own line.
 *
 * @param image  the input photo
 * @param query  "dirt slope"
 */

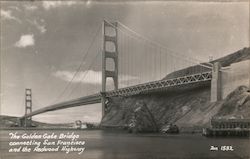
xmin=215 ymin=86 xmax=250 ymax=118
xmin=102 ymin=85 xmax=213 ymax=130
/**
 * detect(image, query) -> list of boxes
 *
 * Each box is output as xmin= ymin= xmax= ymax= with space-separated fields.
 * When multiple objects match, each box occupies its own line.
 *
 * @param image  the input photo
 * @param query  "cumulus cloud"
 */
xmin=42 ymin=1 xmax=77 ymax=10
xmin=15 ymin=34 xmax=35 ymax=48
xmin=53 ymin=70 xmax=139 ymax=85
xmin=0 ymin=9 xmax=21 ymax=23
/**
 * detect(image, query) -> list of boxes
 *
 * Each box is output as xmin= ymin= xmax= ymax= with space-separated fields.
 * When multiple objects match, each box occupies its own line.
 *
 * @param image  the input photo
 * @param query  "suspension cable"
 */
xmin=68 ymin=51 xmax=102 ymax=99
xmin=52 ymin=24 xmax=102 ymax=104
xmin=105 ymin=20 xmax=212 ymax=69
xmin=117 ymin=21 xmax=212 ymax=65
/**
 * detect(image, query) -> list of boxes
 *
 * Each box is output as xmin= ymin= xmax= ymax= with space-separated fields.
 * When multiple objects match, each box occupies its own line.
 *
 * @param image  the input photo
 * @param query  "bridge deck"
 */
xmin=106 ymin=71 xmax=212 ymax=97
xmin=22 ymin=71 xmax=212 ymax=119
xmin=21 ymin=94 xmax=101 ymax=119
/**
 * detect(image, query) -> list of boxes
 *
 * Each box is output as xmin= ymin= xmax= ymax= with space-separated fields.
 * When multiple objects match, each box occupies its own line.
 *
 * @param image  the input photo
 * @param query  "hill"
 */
xmin=164 ymin=47 xmax=250 ymax=79
xmin=101 ymin=47 xmax=250 ymax=132
xmin=0 ymin=115 xmax=73 ymax=129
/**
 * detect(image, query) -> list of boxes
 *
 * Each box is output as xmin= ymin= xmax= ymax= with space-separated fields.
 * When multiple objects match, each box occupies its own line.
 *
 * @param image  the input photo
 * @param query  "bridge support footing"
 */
xmin=18 ymin=118 xmax=32 ymax=127
xmin=101 ymin=93 xmax=106 ymax=118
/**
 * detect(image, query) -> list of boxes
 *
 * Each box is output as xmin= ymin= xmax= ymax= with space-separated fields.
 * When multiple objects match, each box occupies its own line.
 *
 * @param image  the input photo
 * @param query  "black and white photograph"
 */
xmin=0 ymin=0 xmax=250 ymax=159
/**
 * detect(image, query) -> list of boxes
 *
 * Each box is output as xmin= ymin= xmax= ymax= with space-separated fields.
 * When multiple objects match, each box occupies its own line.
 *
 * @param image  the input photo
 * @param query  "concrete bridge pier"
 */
xmin=211 ymin=62 xmax=222 ymax=102
xmin=17 ymin=118 xmax=23 ymax=127
xmin=101 ymin=92 xmax=106 ymax=117
xmin=18 ymin=118 xmax=32 ymax=127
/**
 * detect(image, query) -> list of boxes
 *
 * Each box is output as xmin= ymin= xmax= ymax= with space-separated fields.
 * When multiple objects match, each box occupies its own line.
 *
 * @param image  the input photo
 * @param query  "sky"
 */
xmin=0 ymin=0 xmax=249 ymax=123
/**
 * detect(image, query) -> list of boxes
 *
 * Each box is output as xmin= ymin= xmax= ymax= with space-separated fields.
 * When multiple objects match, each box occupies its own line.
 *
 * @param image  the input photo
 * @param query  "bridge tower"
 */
xmin=24 ymin=88 xmax=32 ymax=127
xmin=101 ymin=20 xmax=118 ymax=117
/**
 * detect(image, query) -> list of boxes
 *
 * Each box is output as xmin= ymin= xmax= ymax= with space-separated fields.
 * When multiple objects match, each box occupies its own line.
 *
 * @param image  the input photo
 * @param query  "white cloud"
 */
xmin=86 ymin=0 xmax=92 ymax=8
xmin=0 ymin=9 xmax=21 ymax=23
xmin=24 ymin=4 xmax=38 ymax=11
xmin=15 ymin=34 xmax=35 ymax=48
xmin=53 ymin=70 xmax=101 ymax=84
xmin=42 ymin=1 xmax=77 ymax=10
xmin=8 ymin=6 xmax=21 ymax=12
xmin=39 ymin=25 xmax=46 ymax=33
xmin=53 ymin=70 xmax=139 ymax=85
xmin=27 ymin=19 xmax=47 ymax=34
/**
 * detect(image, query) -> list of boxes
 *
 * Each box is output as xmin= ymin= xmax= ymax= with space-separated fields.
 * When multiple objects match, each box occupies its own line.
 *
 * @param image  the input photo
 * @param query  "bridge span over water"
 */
xmin=21 ymin=71 xmax=213 ymax=120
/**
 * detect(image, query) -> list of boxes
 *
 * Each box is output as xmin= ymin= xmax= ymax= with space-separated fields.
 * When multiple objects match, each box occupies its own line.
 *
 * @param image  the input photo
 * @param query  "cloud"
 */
xmin=0 ymin=9 xmax=21 ymax=23
xmin=24 ymin=4 xmax=38 ymax=11
xmin=35 ymin=23 xmax=46 ymax=34
xmin=53 ymin=70 xmax=101 ymax=84
xmin=27 ymin=19 xmax=47 ymax=34
xmin=86 ymin=0 xmax=92 ymax=8
xmin=8 ymin=6 xmax=21 ymax=12
xmin=4 ymin=83 xmax=16 ymax=88
xmin=15 ymin=34 xmax=35 ymax=48
xmin=53 ymin=70 xmax=139 ymax=85
xmin=42 ymin=1 xmax=77 ymax=10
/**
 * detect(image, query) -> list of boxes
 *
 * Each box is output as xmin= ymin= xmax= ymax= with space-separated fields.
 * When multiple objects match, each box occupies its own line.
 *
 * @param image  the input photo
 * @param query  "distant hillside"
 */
xmin=164 ymin=47 xmax=250 ymax=79
xmin=212 ymin=47 xmax=250 ymax=67
xmin=102 ymin=47 xmax=250 ymax=132
xmin=0 ymin=115 xmax=20 ymax=128
xmin=0 ymin=115 xmax=73 ymax=128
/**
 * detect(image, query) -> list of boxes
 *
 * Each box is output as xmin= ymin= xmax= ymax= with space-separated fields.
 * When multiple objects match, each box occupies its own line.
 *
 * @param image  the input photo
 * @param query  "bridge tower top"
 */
xmin=102 ymin=20 xmax=118 ymax=92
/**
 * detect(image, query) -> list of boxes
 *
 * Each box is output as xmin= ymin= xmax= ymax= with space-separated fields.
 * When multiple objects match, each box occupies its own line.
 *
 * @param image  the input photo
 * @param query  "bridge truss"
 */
xmin=105 ymin=71 xmax=212 ymax=97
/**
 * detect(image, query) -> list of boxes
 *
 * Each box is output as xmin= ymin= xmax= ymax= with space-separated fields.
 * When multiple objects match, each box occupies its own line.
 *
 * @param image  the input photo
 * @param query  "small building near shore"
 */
xmin=211 ymin=118 xmax=250 ymax=129
xmin=74 ymin=120 xmax=87 ymax=129
xmin=203 ymin=118 xmax=250 ymax=137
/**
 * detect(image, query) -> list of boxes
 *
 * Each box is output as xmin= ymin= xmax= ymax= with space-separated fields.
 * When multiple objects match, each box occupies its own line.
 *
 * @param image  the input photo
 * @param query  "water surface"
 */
xmin=0 ymin=129 xmax=249 ymax=159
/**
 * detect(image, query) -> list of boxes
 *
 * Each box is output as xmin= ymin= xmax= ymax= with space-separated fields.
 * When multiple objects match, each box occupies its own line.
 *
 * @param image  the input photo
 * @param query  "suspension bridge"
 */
xmin=19 ymin=20 xmax=217 ymax=127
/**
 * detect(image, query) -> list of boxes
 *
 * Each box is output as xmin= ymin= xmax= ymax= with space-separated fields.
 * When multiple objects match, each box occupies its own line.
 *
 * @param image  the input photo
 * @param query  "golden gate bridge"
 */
xmin=19 ymin=20 xmax=215 ymax=127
